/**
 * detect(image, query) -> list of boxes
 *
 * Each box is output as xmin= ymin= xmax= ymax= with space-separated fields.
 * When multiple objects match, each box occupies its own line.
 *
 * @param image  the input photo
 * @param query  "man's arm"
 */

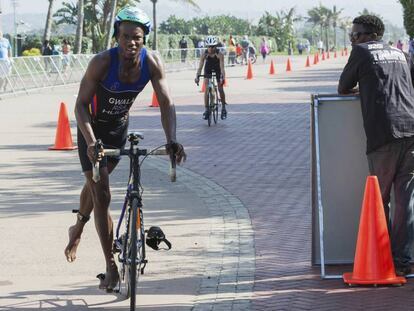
xmin=148 ymin=51 xmax=186 ymax=163
xmin=338 ymin=47 xmax=360 ymax=94
xmin=74 ymin=53 xmax=109 ymax=162
xmin=148 ymin=51 xmax=176 ymax=143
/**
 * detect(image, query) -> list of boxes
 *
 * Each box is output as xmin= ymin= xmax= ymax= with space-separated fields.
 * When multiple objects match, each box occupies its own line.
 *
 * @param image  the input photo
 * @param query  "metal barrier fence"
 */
xmin=0 ymin=48 xmax=208 ymax=97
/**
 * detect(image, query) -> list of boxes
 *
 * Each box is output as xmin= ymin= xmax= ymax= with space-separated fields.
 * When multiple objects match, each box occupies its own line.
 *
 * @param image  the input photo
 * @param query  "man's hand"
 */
xmin=167 ymin=141 xmax=186 ymax=165
xmin=87 ymin=141 xmax=103 ymax=163
xmin=194 ymin=76 xmax=200 ymax=85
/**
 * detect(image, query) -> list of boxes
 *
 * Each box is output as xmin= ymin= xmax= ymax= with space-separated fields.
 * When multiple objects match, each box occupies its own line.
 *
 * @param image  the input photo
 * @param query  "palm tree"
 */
xmin=150 ymin=0 xmax=200 ymax=50
xmin=339 ymin=17 xmax=352 ymax=48
xmin=43 ymin=0 xmax=55 ymax=42
xmin=307 ymin=5 xmax=332 ymax=51
xmin=331 ymin=5 xmax=343 ymax=49
xmin=74 ymin=0 xmax=84 ymax=53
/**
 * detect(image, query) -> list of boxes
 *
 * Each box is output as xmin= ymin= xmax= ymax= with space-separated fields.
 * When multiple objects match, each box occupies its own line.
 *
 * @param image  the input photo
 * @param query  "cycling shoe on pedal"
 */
xmin=221 ymin=107 xmax=227 ymax=120
xmin=203 ymin=110 xmax=209 ymax=120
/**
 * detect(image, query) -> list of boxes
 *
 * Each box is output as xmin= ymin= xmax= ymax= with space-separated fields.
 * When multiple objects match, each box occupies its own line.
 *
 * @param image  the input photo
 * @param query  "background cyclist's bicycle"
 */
xmin=197 ymin=71 xmax=225 ymax=126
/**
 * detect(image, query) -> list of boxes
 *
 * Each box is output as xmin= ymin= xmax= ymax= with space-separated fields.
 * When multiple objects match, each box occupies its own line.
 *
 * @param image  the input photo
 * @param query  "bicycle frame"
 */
xmin=198 ymin=72 xmax=220 ymax=126
xmin=93 ymin=133 xmax=175 ymax=310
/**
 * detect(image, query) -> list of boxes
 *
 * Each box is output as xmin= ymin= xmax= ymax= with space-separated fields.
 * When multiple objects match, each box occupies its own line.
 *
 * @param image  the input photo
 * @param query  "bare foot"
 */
xmin=97 ymin=265 xmax=119 ymax=292
xmin=64 ymin=225 xmax=83 ymax=262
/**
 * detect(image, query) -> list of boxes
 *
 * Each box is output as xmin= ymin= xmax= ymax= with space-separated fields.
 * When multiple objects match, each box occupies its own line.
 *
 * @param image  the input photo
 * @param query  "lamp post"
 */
xmin=10 ymin=0 xmax=18 ymax=57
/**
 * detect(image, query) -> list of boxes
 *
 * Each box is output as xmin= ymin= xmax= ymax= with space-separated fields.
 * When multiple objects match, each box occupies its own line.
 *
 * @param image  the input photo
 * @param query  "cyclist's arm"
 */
xmin=196 ymin=53 xmax=206 ymax=77
xmin=75 ymin=53 xmax=110 ymax=149
xmin=147 ymin=51 xmax=177 ymax=143
xmin=218 ymin=53 xmax=225 ymax=80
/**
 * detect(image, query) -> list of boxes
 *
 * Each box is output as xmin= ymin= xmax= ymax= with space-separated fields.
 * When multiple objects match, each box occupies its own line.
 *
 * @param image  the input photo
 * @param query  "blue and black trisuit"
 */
xmin=77 ymin=47 xmax=151 ymax=171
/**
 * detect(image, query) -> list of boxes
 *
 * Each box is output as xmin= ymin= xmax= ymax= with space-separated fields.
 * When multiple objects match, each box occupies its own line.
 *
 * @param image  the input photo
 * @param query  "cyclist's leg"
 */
xmin=64 ymin=161 xmax=118 ymax=263
xmin=203 ymin=78 xmax=210 ymax=119
xmin=84 ymin=168 xmax=119 ymax=290
xmin=218 ymin=83 xmax=227 ymax=119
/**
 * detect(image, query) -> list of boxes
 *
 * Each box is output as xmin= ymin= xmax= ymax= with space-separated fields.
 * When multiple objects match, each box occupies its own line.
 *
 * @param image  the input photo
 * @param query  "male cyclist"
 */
xmin=194 ymin=35 xmax=227 ymax=120
xmin=64 ymin=6 xmax=186 ymax=291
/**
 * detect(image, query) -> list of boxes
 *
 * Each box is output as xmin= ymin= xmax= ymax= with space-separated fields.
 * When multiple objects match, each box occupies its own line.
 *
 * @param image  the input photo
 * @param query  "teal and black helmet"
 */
xmin=113 ymin=6 xmax=152 ymax=39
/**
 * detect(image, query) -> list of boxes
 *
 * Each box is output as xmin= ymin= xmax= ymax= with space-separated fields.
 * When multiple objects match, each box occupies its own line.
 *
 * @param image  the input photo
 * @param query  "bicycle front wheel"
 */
xmin=127 ymin=198 xmax=144 ymax=311
xmin=207 ymin=88 xmax=214 ymax=126
xmin=213 ymin=92 xmax=219 ymax=124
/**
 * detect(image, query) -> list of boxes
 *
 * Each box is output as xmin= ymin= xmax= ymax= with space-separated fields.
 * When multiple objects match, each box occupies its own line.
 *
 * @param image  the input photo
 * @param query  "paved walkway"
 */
xmin=1 ymin=53 xmax=413 ymax=310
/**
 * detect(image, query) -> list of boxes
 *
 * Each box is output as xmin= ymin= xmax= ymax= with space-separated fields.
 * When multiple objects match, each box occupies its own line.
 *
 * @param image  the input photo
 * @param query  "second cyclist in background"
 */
xmin=194 ymin=35 xmax=227 ymax=120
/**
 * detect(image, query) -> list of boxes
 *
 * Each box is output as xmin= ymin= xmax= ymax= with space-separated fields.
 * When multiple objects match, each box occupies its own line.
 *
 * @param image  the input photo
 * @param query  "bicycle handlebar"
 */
xmin=92 ymin=143 xmax=176 ymax=183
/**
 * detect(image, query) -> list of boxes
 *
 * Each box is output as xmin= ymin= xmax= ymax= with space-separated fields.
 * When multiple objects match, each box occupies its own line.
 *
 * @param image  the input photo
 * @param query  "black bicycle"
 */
xmin=197 ymin=71 xmax=221 ymax=126
xmin=92 ymin=132 xmax=175 ymax=311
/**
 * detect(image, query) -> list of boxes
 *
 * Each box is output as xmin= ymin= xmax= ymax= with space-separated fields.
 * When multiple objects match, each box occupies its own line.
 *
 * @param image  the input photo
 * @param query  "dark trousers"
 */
xmin=367 ymin=137 xmax=414 ymax=267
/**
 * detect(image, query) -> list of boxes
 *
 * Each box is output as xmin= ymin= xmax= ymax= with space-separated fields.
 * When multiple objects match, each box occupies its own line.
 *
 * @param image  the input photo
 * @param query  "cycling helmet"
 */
xmin=113 ymin=6 xmax=152 ymax=38
xmin=205 ymin=35 xmax=218 ymax=47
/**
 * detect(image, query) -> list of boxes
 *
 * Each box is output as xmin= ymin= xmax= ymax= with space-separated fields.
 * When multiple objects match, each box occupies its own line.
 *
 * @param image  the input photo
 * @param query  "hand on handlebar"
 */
xmin=167 ymin=141 xmax=186 ymax=165
xmin=194 ymin=76 xmax=200 ymax=85
xmin=87 ymin=140 xmax=104 ymax=164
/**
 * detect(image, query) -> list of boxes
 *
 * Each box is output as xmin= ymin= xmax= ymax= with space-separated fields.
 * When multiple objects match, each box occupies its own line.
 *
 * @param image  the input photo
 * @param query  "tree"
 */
xmin=150 ymin=0 xmax=200 ymax=50
xmin=331 ymin=5 xmax=344 ymax=49
xmin=339 ymin=17 xmax=352 ymax=48
xmin=308 ymin=5 xmax=336 ymax=51
xmin=43 ymin=0 xmax=55 ymax=42
xmin=399 ymin=0 xmax=414 ymax=38
xmin=74 ymin=0 xmax=84 ymax=53
xmin=104 ymin=0 xmax=117 ymax=49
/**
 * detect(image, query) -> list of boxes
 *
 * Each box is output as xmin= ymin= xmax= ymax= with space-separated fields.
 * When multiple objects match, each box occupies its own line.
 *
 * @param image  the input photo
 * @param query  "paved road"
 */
xmin=1 ymin=53 xmax=413 ymax=310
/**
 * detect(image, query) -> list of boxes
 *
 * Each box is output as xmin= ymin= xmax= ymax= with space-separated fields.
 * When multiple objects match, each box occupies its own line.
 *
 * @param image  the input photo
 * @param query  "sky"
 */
xmin=0 ymin=0 xmax=405 ymax=27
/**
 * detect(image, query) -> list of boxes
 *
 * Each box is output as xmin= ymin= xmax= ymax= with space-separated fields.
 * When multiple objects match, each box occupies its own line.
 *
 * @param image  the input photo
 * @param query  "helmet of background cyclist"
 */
xmin=113 ymin=6 xmax=152 ymax=42
xmin=205 ymin=35 xmax=218 ymax=47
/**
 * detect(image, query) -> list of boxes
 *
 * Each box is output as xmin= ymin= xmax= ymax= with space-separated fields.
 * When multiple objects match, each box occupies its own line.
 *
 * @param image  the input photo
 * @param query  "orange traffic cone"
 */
xmin=327 ymin=51 xmax=330 ymax=59
xmin=49 ymin=102 xmax=77 ymax=150
xmin=269 ymin=59 xmax=275 ymax=75
xmin=313 ymin=53 xmax=318 ymax=65
xmin=305 ymin=55 xmax=310 ymax=67
xmin=149 ymin=92 xmax=159 ymax=107
xmin=343 ymin=176 xmax=406 ymax=286
xmin=286 ymin=58 xmax=292 ymax=72
xmin=341 ymin=49 xmax=344 ymax=56
xmin=322 ymin=51 xmax=326 ymax=61
xmin=316 ymin=52 xmax=319 ymax=63
xmin=334 ymin=51 xmax=337 ymax=58
xmin=345 ymin=48 xmax=348 ymax=56
xmin=246 ymin=60 xmax=253 ymax=79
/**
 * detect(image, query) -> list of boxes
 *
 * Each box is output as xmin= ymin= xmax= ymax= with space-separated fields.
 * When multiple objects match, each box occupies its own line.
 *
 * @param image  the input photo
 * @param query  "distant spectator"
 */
xmin=409 ymin=37 xmax=414 ymax=59
xmin=61 ymin=39 xmax=71 ymax=72
xmin=0 ymin=31 xmax=12 ymax=91
xmin=179 ymin=36 xmax=188 ymax=63
xmin=397 ymin=39 xmax=403 ymax=51
xmin=42 ymin=40 xmax=53 ymax=72
xmin=260 ymin=37 xmax=269 ymax=62
xmin=297 ymin=42 xmax=304 ymax=55
xmin=228 ymin=35 xmax=236 ymax=65
xmin=317 ymin=39 xmax=324 ymax=53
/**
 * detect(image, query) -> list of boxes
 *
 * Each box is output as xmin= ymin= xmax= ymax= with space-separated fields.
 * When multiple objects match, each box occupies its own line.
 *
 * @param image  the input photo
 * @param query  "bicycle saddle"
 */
xmin=128 ymin=132 xmax=144 ymax=142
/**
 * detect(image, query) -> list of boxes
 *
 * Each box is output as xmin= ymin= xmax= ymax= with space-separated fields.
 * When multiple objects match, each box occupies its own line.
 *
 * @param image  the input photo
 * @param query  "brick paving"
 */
xmin=131 ymin=55 xmax=414 ymax=310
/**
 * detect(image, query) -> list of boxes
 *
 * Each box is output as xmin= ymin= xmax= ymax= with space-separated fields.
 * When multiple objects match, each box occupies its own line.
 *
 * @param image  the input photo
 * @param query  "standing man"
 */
xmin=0 ymin=31 xmax=12 ymax=91
xmin=179 ymin=36 xmax=188 ymax=63
xmin=338 ymin=15 xmax=414 ymax=276
xmin=64 ymin=6 xmax=186 ymax=291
